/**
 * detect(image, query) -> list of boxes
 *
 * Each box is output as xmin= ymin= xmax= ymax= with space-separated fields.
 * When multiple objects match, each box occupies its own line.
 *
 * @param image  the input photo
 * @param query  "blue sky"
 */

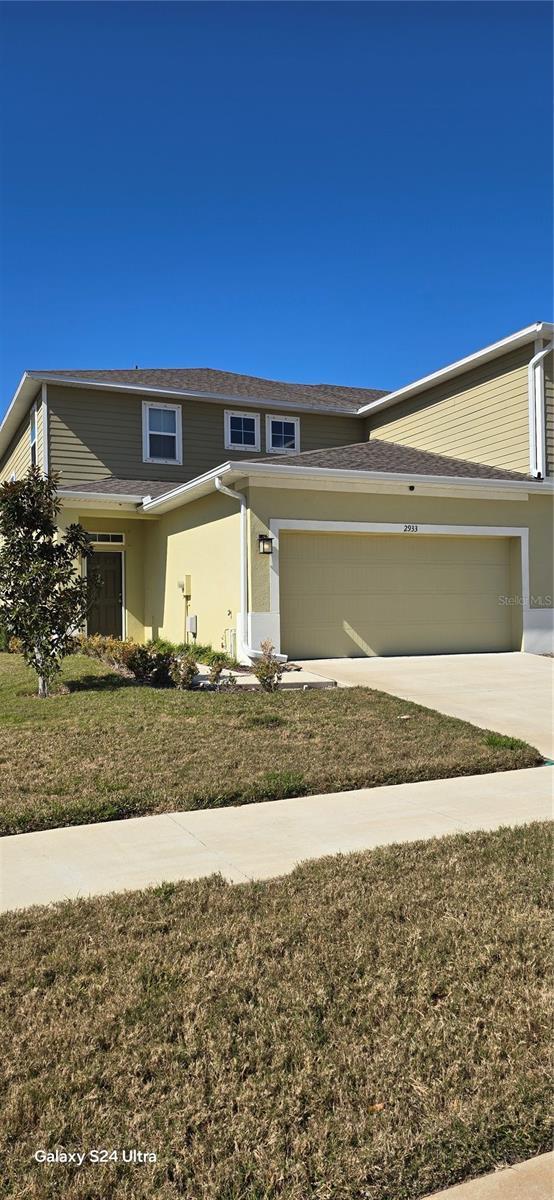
xmin=0 ymin=0 xmax=552 ymax=416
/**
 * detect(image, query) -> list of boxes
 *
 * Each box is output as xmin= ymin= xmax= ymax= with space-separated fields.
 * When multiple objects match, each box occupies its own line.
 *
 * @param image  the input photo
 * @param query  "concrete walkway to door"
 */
xmin=297 ymin=653 xmax=554 ymax=759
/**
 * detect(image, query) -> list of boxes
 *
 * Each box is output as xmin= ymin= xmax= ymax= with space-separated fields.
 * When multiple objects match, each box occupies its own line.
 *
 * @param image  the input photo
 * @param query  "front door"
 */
xmin=88 ymin=552 xmax=123 ymax=637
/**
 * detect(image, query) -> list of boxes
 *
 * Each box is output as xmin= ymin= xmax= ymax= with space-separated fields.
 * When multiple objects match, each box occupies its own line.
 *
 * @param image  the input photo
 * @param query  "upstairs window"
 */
xmin=30 ymin=405 xmax=37 ymax=466
xmin=142 ymin=401 xmax=182 ymax=464
xmin=224 ymin=410 xmax=260 ymax=452
xmin=266 ymin=414 xmax=300 ymax=453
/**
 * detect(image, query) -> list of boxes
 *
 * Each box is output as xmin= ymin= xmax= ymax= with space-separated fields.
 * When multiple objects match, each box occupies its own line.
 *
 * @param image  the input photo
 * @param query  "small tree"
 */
xmin=0 ymin=467 xmax=94 ymax=697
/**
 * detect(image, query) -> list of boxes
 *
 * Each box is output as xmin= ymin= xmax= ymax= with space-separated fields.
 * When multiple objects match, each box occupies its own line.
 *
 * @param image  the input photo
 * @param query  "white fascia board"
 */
xmin=140 ymin=463 xmax=236 ymax=512
xmin=237 ymin=460 xmax=549 ymax=492
xmin=357 ymin=322 xmax=554 ymax=416
xmin=22 ymin=374 xmax=358 ymax=418
xmin=59 ymin=490 xmax=144 ymax=507
xmin=140 ymin=459 xmax=550 ymax=515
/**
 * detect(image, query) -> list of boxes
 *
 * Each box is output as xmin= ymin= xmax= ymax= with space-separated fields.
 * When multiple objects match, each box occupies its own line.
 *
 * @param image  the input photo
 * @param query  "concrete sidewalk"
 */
xmin=1 ymin=766 xmax=551 ymax=912
xmin=424 ymin=1151 xmax=552 ymax=1199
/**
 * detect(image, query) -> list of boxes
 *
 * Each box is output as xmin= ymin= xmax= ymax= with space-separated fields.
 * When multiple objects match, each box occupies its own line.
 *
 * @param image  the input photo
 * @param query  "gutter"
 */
xmin=59 ymin=490 xmax=146 ymax=505
xmin=214 ymin=476 xmax=286 ymax=665
xmin=140 ymin=459 xmax=551 ymax=516
xmin=357 ymin=321 xmax=554 ymax=417
xmin=528 ymin=339 xmax=553 ymax=478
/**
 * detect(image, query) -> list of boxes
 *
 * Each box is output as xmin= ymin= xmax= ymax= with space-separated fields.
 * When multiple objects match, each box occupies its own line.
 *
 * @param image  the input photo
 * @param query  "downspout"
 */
xmin=214 ymin=476 xmax=286 ymax=663
xmin=214 ymin=476 xmax=251 ymax=661
xmin=528 ymin=339 xmax=553 ymax=478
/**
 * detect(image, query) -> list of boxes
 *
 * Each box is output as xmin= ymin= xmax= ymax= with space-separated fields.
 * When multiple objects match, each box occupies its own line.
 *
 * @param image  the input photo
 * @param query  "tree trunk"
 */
xmin=38 ymin=675 xmax=49 ymax=699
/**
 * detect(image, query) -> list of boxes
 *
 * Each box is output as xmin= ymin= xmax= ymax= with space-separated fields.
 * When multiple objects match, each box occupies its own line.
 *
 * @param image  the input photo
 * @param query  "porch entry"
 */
xmin=88 ymin=551 xmax=123 ymax=638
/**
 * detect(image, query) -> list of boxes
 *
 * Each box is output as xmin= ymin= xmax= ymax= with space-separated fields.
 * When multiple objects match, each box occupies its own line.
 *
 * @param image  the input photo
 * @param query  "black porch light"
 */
xmin=258 ymin=533 xmax=274 ymax=555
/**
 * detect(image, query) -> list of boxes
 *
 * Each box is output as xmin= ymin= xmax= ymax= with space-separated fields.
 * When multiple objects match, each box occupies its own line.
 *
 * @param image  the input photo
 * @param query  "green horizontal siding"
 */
xmin=48 ymin=385 xmax=363 ymax=483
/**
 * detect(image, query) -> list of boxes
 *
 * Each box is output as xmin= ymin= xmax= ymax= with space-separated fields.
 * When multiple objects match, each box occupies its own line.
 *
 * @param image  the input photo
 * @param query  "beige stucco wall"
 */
xmin=48 ymin=384 xmax=363 ymax=485
xmin=367 ymin=346 xmax=532 ymax=473
xmin=142 ymin=491 xmax=241 ymax=651
xmin=247 ymin=484 xmax=553 ymax=619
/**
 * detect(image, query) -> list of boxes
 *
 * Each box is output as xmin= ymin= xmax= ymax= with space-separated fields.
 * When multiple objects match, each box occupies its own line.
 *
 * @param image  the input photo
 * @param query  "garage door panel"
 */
xmin=279 ymin=532 xmax=518 ymax=658
xmin=283 ymin=620 xmax=513 ymax=658
xmin=285 ymin=562 xmax=511 ymax=598
xmin=283 ymin=592 xmax=507 ymax=626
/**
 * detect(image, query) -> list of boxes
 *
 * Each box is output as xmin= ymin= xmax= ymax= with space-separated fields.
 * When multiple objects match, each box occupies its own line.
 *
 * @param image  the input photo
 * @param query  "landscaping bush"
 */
xmin=77 ymin=634 xmax=173 ymax=686
xmin=77 ymin=633 xmax=132 ymax=666
xmin=251 ymin=639 xmax=285 ymax=692
xmin=170 ymin=653 xmax=199 ymax=690
xmin=125 ymin=645 xmax=174 ymax=687
xmin=7 ymin=635 xmax=23 ymax=655
xmin=148 ymin=637 xmax=239 ymax=670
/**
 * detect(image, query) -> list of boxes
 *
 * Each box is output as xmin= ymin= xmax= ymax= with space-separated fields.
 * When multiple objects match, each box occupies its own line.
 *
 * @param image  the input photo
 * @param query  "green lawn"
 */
xmin=1 ymin=822 xmax=551 ymax=1200
xmin=0 ymin=653 xmax=543 ymax=835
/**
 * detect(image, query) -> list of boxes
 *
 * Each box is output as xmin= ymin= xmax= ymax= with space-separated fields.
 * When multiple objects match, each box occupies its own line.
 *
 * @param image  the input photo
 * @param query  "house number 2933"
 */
xmin=403 ymin=524 xmax=418 ymax=532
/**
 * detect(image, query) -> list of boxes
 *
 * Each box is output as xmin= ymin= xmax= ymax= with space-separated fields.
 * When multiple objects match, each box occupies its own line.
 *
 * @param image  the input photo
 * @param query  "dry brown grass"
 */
xmin=1 ymin=822 xmax=552 ymax=1199
xmin=0 ymin=654 xmax=543 ymax=835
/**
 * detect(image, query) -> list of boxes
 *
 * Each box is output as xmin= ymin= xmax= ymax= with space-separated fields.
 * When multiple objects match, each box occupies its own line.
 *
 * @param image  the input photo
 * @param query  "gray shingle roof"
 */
xmin=31 ymin=367 xmax=387 ymax=414
xmin=60 ymin=478 xmax=171 ymax=498
xmin=253 ymin=439 xmax=534 ymax=481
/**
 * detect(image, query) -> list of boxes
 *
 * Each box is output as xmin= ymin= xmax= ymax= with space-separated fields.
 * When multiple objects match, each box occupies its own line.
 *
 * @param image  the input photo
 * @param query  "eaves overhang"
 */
xmin=357 ymin=322 xmax=554 ymax=416
xmin=140 ymin=459 xmax=551 ymax=515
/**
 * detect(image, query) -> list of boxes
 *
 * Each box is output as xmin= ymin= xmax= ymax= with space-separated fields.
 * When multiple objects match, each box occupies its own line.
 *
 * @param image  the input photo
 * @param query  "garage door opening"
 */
xmin=279 ymin=531 xmax=522 ymax=659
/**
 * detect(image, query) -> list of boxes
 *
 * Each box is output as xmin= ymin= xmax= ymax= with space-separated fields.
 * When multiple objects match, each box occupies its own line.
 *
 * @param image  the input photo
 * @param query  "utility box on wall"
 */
xmin=186 ymin=614 xmax=197 ymax=637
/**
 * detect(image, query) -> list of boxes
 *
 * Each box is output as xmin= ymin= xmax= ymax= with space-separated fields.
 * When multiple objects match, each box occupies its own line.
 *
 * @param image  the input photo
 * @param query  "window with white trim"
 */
xmin=224 ymin=410 xmax=260 ymax=452
xmin=87 ymin=532 xmax=125 ymax=544
xmin=266 ymin=414 xmax=300 ymax=453
xmin=142 ymin=401 xmax=182 ymax=464
xmin=30 ymin=405 xmax=37 ymax=466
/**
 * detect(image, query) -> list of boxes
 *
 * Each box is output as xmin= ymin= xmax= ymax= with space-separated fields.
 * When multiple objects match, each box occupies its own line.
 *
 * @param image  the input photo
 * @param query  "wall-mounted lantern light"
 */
xmin=258 ymin=533 xmax=274 ymax=555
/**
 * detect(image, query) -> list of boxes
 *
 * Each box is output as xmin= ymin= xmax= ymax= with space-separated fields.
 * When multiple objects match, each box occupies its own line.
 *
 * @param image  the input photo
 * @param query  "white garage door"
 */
xmin=279 ymin=532 xmax=519 ymax=658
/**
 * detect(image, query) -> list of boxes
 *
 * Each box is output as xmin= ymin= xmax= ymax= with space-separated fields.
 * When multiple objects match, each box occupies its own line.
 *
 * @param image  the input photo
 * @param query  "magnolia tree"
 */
xmin=0 ymin=467 xmax=94 ymax=697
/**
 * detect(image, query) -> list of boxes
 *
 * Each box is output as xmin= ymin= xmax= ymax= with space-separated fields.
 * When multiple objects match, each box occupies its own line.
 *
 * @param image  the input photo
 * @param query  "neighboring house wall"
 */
xmin=48 ymin=384 xmax=362 ymax=484
xmin=545 ymin=350 xmax=554 ymax=477
xmin=143 ymin=491 xmax=240 ymax=651
xmin=246 ymin=484 xmax=553 ymax=650
xmin=0 ymin=393 xmax=43 ymax=481
xmin=367 ymin=346 xmax=532 ymax=473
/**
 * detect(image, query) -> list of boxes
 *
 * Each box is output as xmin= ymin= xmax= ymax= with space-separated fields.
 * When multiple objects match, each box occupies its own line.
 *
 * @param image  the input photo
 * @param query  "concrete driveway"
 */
xmin=297 ymin=652 xmax=554 ymax=759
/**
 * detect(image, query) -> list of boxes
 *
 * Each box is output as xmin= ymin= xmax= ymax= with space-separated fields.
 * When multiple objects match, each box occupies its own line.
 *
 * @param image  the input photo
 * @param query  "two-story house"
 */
xmin=1 ymin=322 xmax=553 ymax=660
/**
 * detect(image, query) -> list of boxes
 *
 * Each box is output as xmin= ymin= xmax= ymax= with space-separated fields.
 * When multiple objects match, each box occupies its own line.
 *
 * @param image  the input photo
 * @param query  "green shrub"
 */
xmin=148 ymin=637 xmax=240 ymax=670
xmin=125 ymin=645 xmax=173 ymax=687
xmin=77 ymin=635 xmax=173 ymax=687
xmin=170 ymin=653 xmax=198 ymax=690
xmin=147 ymin=637 xmax=187 ymax=656
xmin=77 ymin=634 xmax=134 ymax=666
xmin=208 ymin=659 xmax=224 ymax=686
xmin=251 ymin=640 xmax=285 ymax=693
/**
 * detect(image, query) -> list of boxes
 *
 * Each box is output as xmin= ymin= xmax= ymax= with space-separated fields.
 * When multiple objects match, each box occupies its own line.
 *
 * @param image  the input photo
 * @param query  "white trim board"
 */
xmin=264 ymin=519 xmax=534 ymax=655
xmin=142 ymin=400 xmax=183 ymax=466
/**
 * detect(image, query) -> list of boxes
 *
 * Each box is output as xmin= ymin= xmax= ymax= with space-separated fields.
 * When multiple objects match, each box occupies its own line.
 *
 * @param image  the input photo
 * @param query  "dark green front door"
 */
xmin=88 ymin=552 xmax=123 ymax=637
